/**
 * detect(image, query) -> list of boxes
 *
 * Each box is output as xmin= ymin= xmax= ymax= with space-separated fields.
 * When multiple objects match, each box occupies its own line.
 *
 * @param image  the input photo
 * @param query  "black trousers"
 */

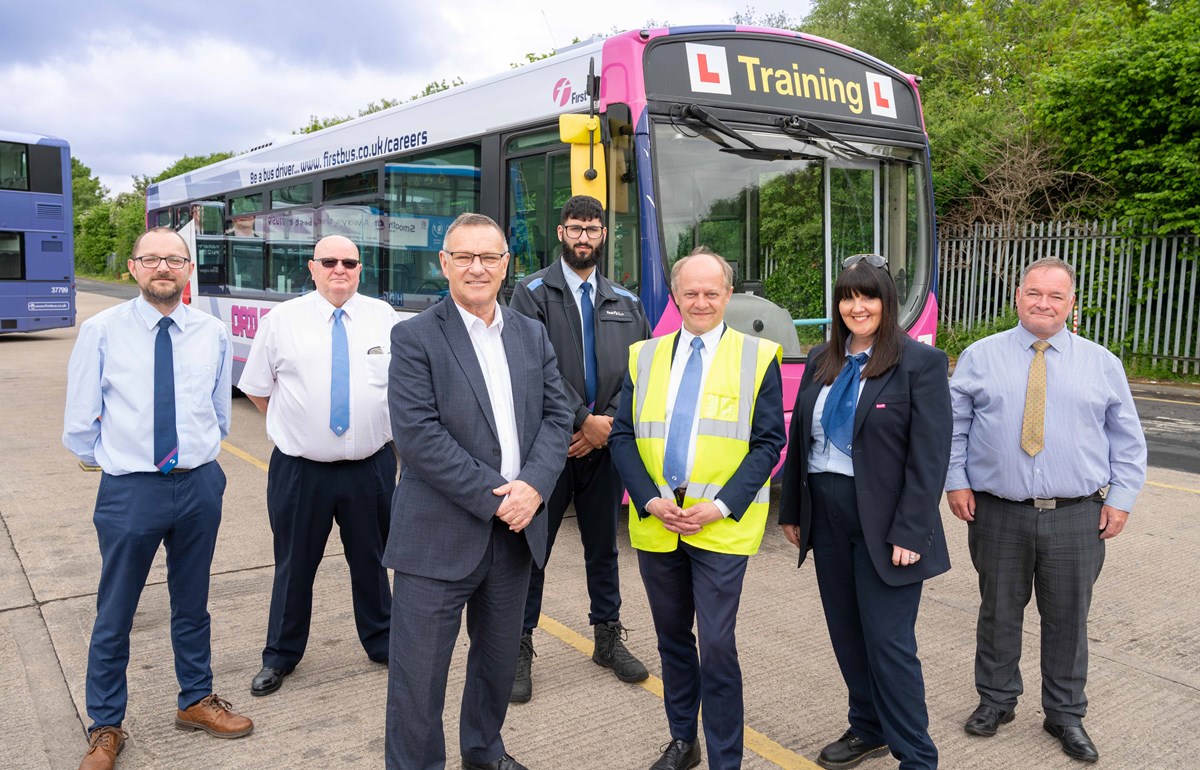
xmin=969 ymin=492 xmax=1105 ymax=725
xmin=522 ymin=448 xmax=622 ymax=632
xmin=810 ymin=472 xmax=936 ymax=770
xmin=262 ymin=446 xmax=395 ymax=669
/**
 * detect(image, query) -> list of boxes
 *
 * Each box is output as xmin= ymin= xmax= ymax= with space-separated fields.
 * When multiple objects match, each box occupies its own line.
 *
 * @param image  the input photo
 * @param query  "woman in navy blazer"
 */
xmin=779 ymin=256 xmax=952 ymax=770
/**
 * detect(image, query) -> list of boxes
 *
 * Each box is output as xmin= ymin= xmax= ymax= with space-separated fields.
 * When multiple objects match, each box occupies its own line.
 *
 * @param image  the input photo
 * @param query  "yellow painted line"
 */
xmin=221 ymin=441 xmax=269 ymax=472
xmin=537 ymin=614 xmax=820 ymax=770
xmin=1146 ymin=479 xmax=1200 ymax=495
xmin=1133 ymin=395 xmax=1200 ymax=406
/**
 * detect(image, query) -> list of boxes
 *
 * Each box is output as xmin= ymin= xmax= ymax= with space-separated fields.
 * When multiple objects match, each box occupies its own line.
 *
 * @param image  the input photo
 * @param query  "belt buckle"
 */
xmin=1033 ymin=497 xmax=1057 ymax=510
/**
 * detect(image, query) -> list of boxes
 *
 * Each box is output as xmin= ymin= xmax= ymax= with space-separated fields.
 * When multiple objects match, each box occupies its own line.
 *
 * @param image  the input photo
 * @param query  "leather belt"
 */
xmin=169 ymin=467 xmax=193 ymax=474
xmin=673 ymin=487 xmax=687 ymax=506
xmin=984 ymin=491 xmax=1101 ymax=510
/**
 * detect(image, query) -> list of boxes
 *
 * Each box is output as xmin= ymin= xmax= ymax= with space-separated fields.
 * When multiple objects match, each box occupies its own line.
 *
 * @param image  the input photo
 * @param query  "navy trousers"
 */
xmin=638 ymin=542 xmax=748 ymax=770
xmin=263 ymin=446 xmax=394 ymax=670
xmin=86 ymin=461 xmax=224 ymax=730
xmin=810 ymin=472 xmax=936 ymax=770
xmin=522 ymin=449 xmax=622 ymax=632
xmin=386 ymin=518 xmax=532 ymax=770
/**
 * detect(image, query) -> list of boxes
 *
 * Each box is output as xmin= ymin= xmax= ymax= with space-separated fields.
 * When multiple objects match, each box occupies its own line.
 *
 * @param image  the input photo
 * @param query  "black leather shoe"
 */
xmin=816 ymin=730 xmax=889 ymax=769
xmin=462 ymin=753 xmax=528 ymax=770
xmin=249 ymin=666 xmax=291 ymax=696
xmin=649 ymin=738 xmax=700 ymax=770
xmin=964 ymin=704 xmax=1016 ymax=736
xmin=1043 ymin=720 xmax=1099 ymax=762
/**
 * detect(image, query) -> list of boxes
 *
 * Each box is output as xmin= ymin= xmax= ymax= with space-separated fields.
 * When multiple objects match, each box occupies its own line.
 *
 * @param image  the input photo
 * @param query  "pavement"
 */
xmin=1 ymin=290 xmax=1198 ymax=769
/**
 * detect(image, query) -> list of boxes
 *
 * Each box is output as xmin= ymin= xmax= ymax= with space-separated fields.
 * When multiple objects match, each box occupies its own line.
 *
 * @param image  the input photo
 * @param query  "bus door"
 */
xmin=503 ymin=129 xmax=572 ymax=289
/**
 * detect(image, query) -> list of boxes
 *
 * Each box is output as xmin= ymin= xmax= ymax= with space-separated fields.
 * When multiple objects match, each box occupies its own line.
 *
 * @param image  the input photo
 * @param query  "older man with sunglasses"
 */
xmin=239 ymin=234 xmax=400 ymax=696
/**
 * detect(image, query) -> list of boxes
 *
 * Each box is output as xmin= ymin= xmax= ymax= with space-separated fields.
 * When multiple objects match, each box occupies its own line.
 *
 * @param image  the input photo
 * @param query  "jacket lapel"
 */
xmin=501 ymin=313 xmax=528 ymax=443
xmin=854 ymin=364 xmax=896 ymax=439
xmin=438 ymin=298 xmax=500 ymax=442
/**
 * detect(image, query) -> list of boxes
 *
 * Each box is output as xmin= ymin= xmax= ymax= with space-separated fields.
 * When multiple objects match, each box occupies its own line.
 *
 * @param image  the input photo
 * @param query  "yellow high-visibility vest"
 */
xmin=626 ymin=328 xmax=781 ymax=555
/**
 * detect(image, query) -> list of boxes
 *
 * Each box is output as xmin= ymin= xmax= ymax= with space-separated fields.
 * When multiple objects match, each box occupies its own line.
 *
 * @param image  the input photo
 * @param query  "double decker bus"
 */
xmin=0 ymin=131 xmax=74 ymax=333
xmin=148 ymin=25 xmax=938 ymax=440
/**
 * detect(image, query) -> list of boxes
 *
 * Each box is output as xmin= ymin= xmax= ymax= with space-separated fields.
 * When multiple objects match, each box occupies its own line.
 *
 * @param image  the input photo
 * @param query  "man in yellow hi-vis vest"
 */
xmin=609 ymin=248 xmax=786 ymax=770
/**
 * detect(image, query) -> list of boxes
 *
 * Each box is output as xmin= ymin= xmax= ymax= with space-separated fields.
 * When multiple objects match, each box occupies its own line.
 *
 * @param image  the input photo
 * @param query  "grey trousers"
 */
xmin=968 ymin=492 xmax=1105 ymax=726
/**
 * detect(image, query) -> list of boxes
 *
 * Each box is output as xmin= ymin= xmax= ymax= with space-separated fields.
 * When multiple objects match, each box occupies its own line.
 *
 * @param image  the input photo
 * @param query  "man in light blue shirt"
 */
xmin=63 ymin=228 xmax=252 ymax=770
xmin=946 ymin=257 xmax=1146 ymax=764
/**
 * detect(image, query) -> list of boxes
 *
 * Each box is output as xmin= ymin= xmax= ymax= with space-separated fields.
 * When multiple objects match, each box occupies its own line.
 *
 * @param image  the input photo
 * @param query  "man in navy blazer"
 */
xmin=383 ymin=213 xmax=572 ymax=770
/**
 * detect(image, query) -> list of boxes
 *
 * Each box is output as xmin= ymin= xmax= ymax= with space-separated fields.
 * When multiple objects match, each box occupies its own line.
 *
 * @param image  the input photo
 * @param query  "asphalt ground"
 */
xmin=1 ymin=290 xmax=1198 ymax=769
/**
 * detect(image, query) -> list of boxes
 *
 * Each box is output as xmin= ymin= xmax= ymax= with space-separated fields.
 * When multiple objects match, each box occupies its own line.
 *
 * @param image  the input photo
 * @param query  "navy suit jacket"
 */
xmin=383 ymin=297 xmax=572 ymax=581
xmin=779 ymin=336 xmax=952 ymax=586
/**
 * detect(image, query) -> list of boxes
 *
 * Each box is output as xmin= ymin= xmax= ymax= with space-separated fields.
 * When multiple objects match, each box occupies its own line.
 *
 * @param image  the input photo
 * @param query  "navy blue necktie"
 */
xmin=153 ymin=316 xmax=179 ymax=474
xmin=330 ymin=308 xmax=350 ymax=436
xmin=580 ymin=282 xmax=598 ymax=407
xmin=662 ymin=337 xmax=705 ymax=490
xmin=821 ymin=352 xmax=869 ymax=457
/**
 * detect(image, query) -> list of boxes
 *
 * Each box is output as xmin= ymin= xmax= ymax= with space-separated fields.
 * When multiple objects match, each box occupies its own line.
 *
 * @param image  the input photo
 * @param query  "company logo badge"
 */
xmin=552 ymin=78 xmax=572 ymax=106
xmin=685 ymin=43 xmax=732 ymax=95
xmin=865 ymin=73 xmax=898 ymax=119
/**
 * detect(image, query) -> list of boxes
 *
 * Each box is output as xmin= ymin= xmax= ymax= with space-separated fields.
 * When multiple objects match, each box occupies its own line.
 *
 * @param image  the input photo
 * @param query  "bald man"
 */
xmin=239 ymin=235 xmax=401 ymax=696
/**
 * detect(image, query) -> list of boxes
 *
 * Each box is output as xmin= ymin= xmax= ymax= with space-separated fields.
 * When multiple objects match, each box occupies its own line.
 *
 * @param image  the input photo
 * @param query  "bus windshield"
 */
xmin=653 ymin=120 xmax=931 ymax=356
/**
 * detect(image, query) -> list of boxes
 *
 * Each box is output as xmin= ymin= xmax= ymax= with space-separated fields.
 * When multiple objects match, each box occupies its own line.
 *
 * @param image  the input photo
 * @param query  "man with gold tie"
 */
xmin=946 ymin=257 xmax=1147 ymax=764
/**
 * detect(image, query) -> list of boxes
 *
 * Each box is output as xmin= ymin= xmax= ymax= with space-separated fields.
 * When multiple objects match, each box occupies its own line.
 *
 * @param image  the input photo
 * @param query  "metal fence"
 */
xmin=938 ymin=220 xmax=1200 ymax=375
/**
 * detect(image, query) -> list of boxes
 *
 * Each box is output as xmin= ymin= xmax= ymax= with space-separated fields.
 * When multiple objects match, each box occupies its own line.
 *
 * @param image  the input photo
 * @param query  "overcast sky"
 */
xmin=2 ymin=0 xmax=807 ymax=196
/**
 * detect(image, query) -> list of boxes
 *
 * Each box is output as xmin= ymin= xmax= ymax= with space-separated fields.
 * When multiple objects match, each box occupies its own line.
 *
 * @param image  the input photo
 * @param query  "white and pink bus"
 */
xmin=147 ymin=24 xmax=939 ymax=456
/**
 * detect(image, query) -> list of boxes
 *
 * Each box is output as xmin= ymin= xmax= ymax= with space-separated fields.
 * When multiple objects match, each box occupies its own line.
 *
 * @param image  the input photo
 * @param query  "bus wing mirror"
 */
xmin=558 ymin=114 xmax=607 ymax=207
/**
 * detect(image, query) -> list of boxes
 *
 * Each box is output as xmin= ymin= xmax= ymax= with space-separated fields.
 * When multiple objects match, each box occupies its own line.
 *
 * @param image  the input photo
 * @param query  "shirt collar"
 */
xmin=679 ymin=323 xmax=725 ymax=355
xmin=454 ymin=300 xmax=504 ymax=333
xmin=1015 ymin=322 xmax=1071 ymax=351
xmin=132 ymin=294 xmax=187 ymax=332
xmin=559 ymin=258 xmax=596 ymax=298
xmin=313 ymin=291 xmax=358 ymax=321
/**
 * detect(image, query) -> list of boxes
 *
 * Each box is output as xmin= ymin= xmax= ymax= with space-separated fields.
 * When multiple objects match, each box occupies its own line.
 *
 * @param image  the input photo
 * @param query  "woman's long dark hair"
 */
xmin=813 ymin=261 xmax=906 ymax=385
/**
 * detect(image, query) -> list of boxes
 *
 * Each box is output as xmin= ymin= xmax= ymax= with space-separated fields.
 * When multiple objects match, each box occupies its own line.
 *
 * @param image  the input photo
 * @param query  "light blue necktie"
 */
xmin=329 ymin=308 xmax=349 ymax=436
xmin=153 ymin=317 xmax=179 ymax=473
xmin=662 ymin=337 xmax=705 ymax=490
xmin=821 ymin=352 xmax=869 ymax=457
xmin=580 ymin=282 xmax=598 ymax=407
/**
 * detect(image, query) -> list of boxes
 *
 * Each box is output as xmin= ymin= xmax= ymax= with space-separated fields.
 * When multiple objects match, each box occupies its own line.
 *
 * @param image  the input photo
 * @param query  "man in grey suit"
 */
xmin=384 ymin=212 xmax=572 ymax=770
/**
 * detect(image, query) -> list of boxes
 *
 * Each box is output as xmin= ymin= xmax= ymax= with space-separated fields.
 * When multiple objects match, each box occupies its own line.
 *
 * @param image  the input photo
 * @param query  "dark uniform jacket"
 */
xmin=509 ymin=260 xmax=651 ymax=431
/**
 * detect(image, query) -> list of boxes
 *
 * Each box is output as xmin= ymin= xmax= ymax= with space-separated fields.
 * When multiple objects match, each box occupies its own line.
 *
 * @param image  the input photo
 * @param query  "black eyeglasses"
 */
xmin=563 ymin=225 xmax=604 ymax=239
xmin=135 ymin=255 xmax=190 ymax=269
xmin=448 ymin=251 xmax=507 ymax=268
xmin=841 ymin=254 xmax=888 ymax=269
xmin=314 ymin=258 xmax=361 ymax=270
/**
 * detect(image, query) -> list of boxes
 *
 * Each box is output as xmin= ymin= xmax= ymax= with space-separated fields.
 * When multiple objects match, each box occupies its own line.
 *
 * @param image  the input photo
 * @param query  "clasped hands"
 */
xmin=646 ymin=497 xmax=724 ymax=535
xmin=567 ymin=414 xmax=613 ymax=458
xmin=493 ymin=479 xmax=542 ymax=532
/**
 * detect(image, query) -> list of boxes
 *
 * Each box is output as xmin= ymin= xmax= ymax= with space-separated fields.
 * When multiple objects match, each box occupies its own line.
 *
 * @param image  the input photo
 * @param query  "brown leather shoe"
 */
xmin=79 ymin=726 xmax=127 ymax=770
xmin=174 ymin=694 xmax=254 ymax=738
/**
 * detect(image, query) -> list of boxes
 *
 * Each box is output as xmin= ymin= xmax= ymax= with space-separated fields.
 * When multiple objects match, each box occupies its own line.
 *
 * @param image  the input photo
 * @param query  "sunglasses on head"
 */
xmin=314 ymin=258 xmax=360 ymax=270
xmin=841 ymin=254 xmax=888 ymax=269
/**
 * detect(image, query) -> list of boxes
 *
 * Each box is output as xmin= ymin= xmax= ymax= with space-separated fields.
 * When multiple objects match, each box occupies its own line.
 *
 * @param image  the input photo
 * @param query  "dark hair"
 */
xmin=560 ymin=195 xmax=604 ymax=224
xmin=813 ymin=261 xmax=906 ymax=385
xmin=443 ymin=212 xmax=508 ymax=252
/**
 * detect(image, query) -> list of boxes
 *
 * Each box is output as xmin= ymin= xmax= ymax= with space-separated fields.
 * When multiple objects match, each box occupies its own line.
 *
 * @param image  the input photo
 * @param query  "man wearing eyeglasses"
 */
xmin=384 ymin=213 xmax=571 ymax=770
xmin=64 ymin=227 xmax=252 ymax=770
xmin=238 ymin=234 xmax=399 ymax=697
xmin=507 ymin=195 xmax=652 ymax=702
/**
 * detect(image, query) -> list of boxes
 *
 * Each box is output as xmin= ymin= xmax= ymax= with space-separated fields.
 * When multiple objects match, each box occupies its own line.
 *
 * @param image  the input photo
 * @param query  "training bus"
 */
xmin=147 ymin=24 xmax=938 ymax=439
xmin=0 ymin=130 xmax=74 ymax=333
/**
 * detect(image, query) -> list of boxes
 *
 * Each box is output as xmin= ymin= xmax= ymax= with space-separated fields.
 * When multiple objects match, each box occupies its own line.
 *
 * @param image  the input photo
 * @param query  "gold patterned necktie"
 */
xmin=1020 ymin=340 xmax=1051 ymax=456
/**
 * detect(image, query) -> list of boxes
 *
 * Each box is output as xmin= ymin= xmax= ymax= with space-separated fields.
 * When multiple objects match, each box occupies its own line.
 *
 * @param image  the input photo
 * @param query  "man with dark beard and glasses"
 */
xmin=507 ymin=195 xmax=652 ymax=702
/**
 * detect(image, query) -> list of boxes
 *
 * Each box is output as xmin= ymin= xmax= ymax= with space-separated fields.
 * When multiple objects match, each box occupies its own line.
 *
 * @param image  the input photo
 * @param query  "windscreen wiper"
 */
xmin=678 ymin=104 xmax=821 ymax=161
xmin=775 ymin=114 xmax=916 ymax=164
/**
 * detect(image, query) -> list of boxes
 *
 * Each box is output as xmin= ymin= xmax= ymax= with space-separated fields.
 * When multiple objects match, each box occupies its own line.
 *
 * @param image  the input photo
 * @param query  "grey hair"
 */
xmin=443 ymin=213 xmax=509 ymax=253
xmin=1020 ymin=257 xmax=1075 ymax=289
xmin=670 ymin=246 xmax=734 ymax=292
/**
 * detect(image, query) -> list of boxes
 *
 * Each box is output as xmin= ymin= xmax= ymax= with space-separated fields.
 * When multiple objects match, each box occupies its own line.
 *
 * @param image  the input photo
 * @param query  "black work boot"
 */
xmin=593 ymin=620 xmax=649 ymax=683
xmin=510 ymin=632 xmax=535 ymax=703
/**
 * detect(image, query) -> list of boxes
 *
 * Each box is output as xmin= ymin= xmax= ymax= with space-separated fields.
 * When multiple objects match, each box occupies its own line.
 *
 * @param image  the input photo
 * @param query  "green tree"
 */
xmin=71 ymin=157 xmax=107 ymax=218
xmin=153 ymin=152 xmax=233 ymax=183
xmin=75 ymin=200 xmax=116 ymax=275
xmin=799 ymin=0 xmax=917 ymax=72
xmin=1039 ymin=0 xmax=1200 ymax=232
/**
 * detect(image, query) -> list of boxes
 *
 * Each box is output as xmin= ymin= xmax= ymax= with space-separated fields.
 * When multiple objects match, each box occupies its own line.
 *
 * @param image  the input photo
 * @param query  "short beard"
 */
xmin=142 ymin=278 xmax=183 ymax=309
xmin=561 ymin=243 xmax=600 ymax=271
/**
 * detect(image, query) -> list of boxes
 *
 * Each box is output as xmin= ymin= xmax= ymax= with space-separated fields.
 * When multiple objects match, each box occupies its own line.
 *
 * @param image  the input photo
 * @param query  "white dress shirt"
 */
xmin=63 ymin=296 xmax=231 ymax=475
xmin=454 ymin=302 xmax=521 ymax=482
xmin=238 ymin=291 xmax=398 ymax=462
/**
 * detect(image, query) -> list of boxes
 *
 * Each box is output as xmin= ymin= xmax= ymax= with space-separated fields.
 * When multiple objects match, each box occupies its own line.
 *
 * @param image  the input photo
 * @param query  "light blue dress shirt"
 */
xmin=63 ymin=296 xmax=232 ymax=475
xmin=808 ymin=346 xmax=873 ymax=477
xmin=946 ymin=324 xmax=1146 ymax=512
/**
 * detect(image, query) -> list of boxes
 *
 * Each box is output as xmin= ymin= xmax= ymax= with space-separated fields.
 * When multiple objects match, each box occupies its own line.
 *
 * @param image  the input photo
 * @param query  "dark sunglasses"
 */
xmin=841 ymin=254 xmax=888 ymax=269
xmin=314 ymin=258 xmax=361 ymax=270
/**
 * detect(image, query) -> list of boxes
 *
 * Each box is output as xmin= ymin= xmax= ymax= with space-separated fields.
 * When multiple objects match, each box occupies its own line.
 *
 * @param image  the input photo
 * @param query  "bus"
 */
xmin=0 ymin=131 xmax=74 ymax=333
xmin=147 ymin=25 xmax=938 ymax=444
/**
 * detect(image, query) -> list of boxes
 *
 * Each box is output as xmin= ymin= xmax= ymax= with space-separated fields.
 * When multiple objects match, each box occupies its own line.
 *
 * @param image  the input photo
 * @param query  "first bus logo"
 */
xmin=685 ymin=43 xmax=732 ymax=95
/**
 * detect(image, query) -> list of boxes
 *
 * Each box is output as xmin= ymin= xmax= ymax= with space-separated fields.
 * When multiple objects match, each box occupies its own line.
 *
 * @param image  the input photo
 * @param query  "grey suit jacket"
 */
xmin=384 ymin=296 xmax=572 ymax=581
